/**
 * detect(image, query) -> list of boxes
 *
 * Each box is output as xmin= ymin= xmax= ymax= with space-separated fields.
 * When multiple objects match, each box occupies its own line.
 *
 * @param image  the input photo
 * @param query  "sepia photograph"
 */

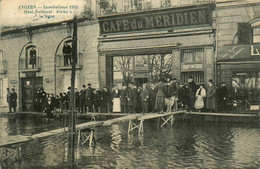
xmin=0 ymin=0 xmax=260 ymax=168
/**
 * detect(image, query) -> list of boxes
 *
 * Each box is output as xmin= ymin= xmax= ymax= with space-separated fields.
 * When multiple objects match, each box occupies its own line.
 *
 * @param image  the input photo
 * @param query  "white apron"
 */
xmin=113 ymin=98 xmax=121 ymax=112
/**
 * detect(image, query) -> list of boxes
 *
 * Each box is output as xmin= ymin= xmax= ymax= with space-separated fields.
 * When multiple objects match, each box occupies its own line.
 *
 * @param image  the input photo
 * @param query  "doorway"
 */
xmin=21 ymin=77 xmax=43 ymax=111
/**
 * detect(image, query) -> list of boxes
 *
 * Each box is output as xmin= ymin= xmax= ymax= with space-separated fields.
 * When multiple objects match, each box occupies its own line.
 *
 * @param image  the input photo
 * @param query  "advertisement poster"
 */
xmin=1 ymin=0 xmax=260 ymax=168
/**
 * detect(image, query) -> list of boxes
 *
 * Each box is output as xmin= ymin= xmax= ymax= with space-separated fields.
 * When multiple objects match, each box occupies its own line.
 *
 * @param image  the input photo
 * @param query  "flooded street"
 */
xmin=1 ymin=116 xmax=260 ymax=168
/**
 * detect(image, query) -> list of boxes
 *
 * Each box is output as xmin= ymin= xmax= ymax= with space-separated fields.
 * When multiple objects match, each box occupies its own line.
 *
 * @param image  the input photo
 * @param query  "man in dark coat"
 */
xmin=127 ymin=83 xmax=136 ymax=114
xmin=80 ymin=85 xmax=86 ymax=113
xmin=100 ymin=87 xmax=111 ymax=113
xmin=140 ymin=83 xmax=150 ymax=113
xmin=206 ymin=79 xmax=217 ymax=112
xmin=120 ymin=84 xmax=128 ymax=113
xmin=7 ymin=88 xmax=11 ymax=113
xmin=217 ymin=82 xmax=228 ymax=112
xmin=188 ymin=77 xmax=197 ymax=95
xmin=85 ymin=83 xmax=94 ymax=112
xmin=178 ymin=83 xmax=186 ymax=109
xmin=34 ymin=89 xmax=41 ymax=112
xmin=149 ymin=83 xmax=157 ymax=113
xmin=75 ymin=88 xmax=80 ymax=112
xmin=10 ymin=88 xmax=17 ymax=112
xmin=29 ymin=46 xmax=37 ymax=68
xmin=40 ymin=88 xmax=47 ymax=112
xmin=93 ymin=89 xmax=101 ymax=113
xmin=44 ymin=97 xmax=55 ymax=119
xmin=185 ymin=84 xmax=194 ymax=111
xmin=63 ymin=42 xmax=72 ymax=66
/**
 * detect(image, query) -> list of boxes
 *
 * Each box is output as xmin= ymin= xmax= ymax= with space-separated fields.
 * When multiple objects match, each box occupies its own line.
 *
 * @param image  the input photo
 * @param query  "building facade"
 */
xmin=0 ymin=20 xmax=100 ymax=111
xmin=98 ymin=3 xmax=216 ymax=89
xmin=216 ymin=1 xmax=260 ymax=111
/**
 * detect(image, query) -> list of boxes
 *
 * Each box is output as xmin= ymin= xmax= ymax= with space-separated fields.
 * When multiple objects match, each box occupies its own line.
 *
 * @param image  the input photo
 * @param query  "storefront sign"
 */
xmin=45 ymin=78 xmax=53 ymax=83
xmin=182 ymin=63 xmax=203 ymax=70
xmin=219 ymin=44 xmax=260 ymax=60
xmin=98 ymin=4 xmax=213 ymax=35
xmin=10 ymin=80 xmax=18 ymax=85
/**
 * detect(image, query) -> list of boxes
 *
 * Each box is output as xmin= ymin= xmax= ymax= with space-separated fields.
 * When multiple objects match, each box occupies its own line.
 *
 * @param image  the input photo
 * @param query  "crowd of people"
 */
xmin=7 ymin=77 xmax=231 ymax=118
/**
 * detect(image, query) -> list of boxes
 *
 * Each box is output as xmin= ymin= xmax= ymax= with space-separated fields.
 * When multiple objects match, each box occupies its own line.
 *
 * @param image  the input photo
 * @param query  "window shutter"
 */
xmin=238 ymin=23 xmax=253 ymax=44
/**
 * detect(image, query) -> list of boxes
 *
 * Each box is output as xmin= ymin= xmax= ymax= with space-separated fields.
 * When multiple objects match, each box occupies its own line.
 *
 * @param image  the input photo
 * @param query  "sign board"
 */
xmin=45 ymin=78 xmax=53 ymax=83
xmin=218 ymin=44 xmax=260 ymax=61
xmin=181 ymin=63 xmax=203 ymax=70
xmin=98 ymin=4 xmax=213 ymax=35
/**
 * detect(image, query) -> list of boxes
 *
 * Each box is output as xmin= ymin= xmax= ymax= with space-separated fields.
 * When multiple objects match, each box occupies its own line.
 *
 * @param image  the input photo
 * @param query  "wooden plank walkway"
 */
xmin=185 ymin=112 xmax=258 ymax=117
xmin=0 ymin=112 xmax=182 ymax=148
xmin=1 ymin=110 xmax=258 ymax=148
xmin=139 ymin=111 xmax=185 ymax=120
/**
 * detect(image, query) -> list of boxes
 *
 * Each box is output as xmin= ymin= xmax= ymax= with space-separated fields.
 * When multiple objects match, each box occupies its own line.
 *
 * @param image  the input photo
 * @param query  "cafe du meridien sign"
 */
xmin=98 ymin=4 xmax=213 ymax=35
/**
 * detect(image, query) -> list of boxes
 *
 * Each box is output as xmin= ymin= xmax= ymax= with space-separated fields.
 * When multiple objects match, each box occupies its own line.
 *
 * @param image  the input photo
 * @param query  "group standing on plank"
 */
xmin=6 ymin=76 xmax=232 ymax=119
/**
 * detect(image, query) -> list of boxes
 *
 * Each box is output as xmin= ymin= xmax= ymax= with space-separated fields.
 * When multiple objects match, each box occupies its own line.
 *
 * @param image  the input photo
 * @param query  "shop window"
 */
xmin=181 ymin=48 xmax=204 ymax=63
xmin=253 ymin=27 xmax=260 ymax=43
xmin=181 ymin=72 xmax=204 ymax=84
xmin=232 ymin=71 xmax=260 ymax=111
xmin=112 ymin=53 xmax=172 ymax=86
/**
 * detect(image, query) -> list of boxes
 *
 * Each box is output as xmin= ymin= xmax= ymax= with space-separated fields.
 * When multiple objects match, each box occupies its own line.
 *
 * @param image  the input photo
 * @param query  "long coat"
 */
xmin=155 ymin=82 xmax=166 ymax=111
xmin=120 ymin=88 xmax=128 ymax=106
xmin=206 ymin=85 xmax=216 ymax=110
xmin=85 ymin=87 xmax=94 ymax=106
xmin=10 ymin=92 xmax=17 ymax=107
xmin=127 ymin=88 xmax=136 ymax=106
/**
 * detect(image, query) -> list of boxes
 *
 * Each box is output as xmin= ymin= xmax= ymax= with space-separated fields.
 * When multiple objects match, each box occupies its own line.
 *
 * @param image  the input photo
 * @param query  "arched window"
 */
xmin=25 ymin=45 xmax=37 ymax=69
xmin=62 ymin=40 xmax=73 ymax=66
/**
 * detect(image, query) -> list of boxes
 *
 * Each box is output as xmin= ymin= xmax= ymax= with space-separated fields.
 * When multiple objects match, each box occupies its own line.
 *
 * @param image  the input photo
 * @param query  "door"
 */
xmin=22 ymin=77 xmax=43 ymax=111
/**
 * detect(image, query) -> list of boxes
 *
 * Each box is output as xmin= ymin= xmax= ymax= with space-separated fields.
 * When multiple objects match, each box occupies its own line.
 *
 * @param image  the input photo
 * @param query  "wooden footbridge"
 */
xmin=0 ymin=110 xmax=185 ymax=166
xmin=1 ymin=110 xmax=259 ymax=167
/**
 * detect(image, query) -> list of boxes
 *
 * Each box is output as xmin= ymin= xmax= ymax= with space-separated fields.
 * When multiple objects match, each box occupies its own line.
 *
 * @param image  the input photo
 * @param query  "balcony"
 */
xmin=19 ymin=57 xmax=41 ymax=72
xmin=56 ymin=53 xmax=83 ymax=70
xmin=0 ymin=60 xmax=7 ymax=74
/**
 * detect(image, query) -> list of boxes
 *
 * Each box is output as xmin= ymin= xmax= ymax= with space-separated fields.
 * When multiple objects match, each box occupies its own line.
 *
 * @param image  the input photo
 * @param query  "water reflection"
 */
xmin=1 ymin=116 xmax=260 ymax=168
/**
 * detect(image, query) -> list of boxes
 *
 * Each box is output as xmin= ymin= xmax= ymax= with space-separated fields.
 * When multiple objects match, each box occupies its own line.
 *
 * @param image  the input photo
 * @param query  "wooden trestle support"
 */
xmin=128 ymin=114 xmax=175 ymax=135
xmin=77 ymin=129 xmax=96 ymax=147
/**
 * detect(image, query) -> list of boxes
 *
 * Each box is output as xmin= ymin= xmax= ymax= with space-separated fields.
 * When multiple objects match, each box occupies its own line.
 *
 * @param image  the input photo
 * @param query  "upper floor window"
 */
xmin=26 ymin=45 xmax=37 ymax=68
xmin=181 ymin=48 xmax=204 ymax=63
xmin=253 ymin=27 xmax=260 ymax=43
xmin=238 ymin=20 xmax=260 ymax=44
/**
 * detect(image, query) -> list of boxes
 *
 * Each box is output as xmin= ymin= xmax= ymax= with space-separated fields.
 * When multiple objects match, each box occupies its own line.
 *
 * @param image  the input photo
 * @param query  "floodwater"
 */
xmin=0 ymin=115 xmax=260 ymax=169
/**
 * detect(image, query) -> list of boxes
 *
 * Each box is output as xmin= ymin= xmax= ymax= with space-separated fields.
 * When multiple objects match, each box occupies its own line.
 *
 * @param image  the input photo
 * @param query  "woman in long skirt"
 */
xmin=112 ymin=85 xmax=121 ymax=113
xmin=194 ymin=84 xmax=206 ymax=111
xmin=154 ymin=80 xmax=166 ymax=113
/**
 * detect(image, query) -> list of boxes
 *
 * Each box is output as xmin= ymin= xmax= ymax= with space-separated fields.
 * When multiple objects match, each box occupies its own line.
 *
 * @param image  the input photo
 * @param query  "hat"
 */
xmin=87 ymin=83 xmax=91 ymax=86
xmin=208 ymin=79 xmax=213 ymax=84
xmin=173 ymin=78 xmax=177 ymax=81
xmin=68 ymin=87 xmax=71 ymax=90
xmin=7 ymin=88 xmax=9 ymax=90
xmin=83 ymin=84 xmax=86 ymax=88
xmin=11 ymin=88 xmax=15 ymax=91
